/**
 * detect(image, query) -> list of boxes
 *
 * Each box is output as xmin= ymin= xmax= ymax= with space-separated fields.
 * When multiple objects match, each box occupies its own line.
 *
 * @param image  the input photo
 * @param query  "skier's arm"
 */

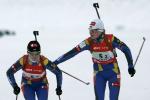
xmin=6 ymin=57 xmax=23 ymax=88
xmin=112 ymin=36 xmax=133 ymax=68
xmin=44 ymin=58 xmax=62 ymax=88
xmin=54 ymin=40 xmax=90 ymax=65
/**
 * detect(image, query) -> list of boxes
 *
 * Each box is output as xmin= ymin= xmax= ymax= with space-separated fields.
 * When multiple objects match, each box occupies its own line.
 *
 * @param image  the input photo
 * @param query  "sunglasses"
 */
xmin=28 ymin=51 xmax=41 ymax=55
xmin=89 ymin=29 xmax=104 ymax=33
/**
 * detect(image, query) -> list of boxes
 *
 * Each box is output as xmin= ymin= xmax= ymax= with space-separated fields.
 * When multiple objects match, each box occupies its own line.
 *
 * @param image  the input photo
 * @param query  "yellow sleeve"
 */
xmin=43 ymin=58 xmax=49 ymax=66
xmin=19 ymin=57 xmax=24 ymax=66
xmin=40 ymin=55 xmax=49 ymax=66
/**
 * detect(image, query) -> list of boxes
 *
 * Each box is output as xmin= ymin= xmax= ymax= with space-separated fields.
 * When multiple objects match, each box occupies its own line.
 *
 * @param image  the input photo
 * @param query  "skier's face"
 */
xmin=89 ymin=29 xmax=104 ymax=39
xmin=28 ymin=51 xmax=40 ymax=62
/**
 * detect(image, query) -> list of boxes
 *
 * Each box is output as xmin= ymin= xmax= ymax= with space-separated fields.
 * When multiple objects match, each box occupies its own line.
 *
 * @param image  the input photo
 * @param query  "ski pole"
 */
xmin=16 ymin=95 xmax=18 ymax=100
xmin=93 ymin=3 xmax=100 ymax=19
xmin=133 ymin=37 xmax=146 ymax=67
xmin=61 ymin=70 xmax=90 ymax=85
xmin=58 ymin=95 xmax=61 ymax=100
xmin=33 ymin=31 xmax=39 ymax=41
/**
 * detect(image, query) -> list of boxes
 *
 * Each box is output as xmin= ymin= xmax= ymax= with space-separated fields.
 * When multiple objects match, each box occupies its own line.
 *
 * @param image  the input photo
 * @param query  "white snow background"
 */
xmin=0 ymin=0 xmax=150 ymax=100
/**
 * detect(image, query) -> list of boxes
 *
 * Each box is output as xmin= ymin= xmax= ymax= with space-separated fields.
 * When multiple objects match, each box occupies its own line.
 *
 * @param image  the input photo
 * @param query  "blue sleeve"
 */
xmin=6 ymin=58 xmax=23 ymax=88
xmin=53 ymin=40 xmax=90 ymax=65
xmin=112 ymin=36 xmax=133 ymax=68
xmin=45 ymin=60 xmax=62 ymax=88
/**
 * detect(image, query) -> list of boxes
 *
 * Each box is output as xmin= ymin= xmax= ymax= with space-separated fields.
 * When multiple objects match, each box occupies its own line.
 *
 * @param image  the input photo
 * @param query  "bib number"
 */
xmin=92 ymin=51 xmax=114 ymax=61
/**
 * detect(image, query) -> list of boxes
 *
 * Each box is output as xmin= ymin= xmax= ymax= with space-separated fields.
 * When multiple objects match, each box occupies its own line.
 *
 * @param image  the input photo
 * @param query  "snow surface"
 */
xmin=0 ymin=0 xmax=150 ymax=100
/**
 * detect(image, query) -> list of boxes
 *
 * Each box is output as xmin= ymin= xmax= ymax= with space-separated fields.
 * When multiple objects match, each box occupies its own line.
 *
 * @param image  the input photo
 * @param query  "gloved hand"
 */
xmin=56 ymin=86 xmax=62 ymax=95
xmin=13 ymin=85 xmax=20 ymax=95
xmin=128 ymin=67 xmax=136 ymax=77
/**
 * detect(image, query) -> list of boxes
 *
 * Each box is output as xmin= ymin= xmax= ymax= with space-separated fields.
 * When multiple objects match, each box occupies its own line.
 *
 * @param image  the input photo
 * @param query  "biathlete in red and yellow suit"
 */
xmin=7 ymin=40 xmax=62 ymax=100
xmin=53 ymin=19 xmax=136 ymax=100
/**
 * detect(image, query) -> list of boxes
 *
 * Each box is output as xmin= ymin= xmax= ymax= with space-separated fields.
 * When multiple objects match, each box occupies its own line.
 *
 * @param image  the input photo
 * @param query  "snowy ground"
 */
xmin=0 ymin=0 xmax=150 ymax=100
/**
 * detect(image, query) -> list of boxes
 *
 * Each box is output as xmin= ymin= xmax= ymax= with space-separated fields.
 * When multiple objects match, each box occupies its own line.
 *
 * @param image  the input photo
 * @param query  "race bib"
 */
xmin=23 ymin=71 xmax=45 ymax=79
xmin=92 ymin=51 xmax=114 ymax=61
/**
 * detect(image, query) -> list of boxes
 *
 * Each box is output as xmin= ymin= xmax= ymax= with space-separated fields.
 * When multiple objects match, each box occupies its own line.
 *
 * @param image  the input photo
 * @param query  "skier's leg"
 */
xmin=108 ymin=72 xmax=120 ymax=100
xmin=21 ymin=84 xmax=36 ymax=100
xmin=36 ymin=84 xmax=49 ymax=100
xmin=94 ymin=72 xmax=107 ymax=100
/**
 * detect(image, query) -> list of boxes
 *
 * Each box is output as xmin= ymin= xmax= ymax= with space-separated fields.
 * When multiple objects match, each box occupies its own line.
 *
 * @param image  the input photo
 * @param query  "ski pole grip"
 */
xmin=143 ymin=37 xmax=146 ymax=41
xmin=33 ymin=31 xmax=39 ymax=36
xmin=33 ymin=31 xmax=39 ymax=41
xmin=93 ymin=3 xmax=99 ymax=8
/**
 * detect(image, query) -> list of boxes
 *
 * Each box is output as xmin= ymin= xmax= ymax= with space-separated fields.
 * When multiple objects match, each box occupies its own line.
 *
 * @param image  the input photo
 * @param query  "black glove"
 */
xmin=128 ymin=67 xmax=136 ymax=77
xmin=13 ymin=85 xmax=20 ymax=95
xmin=56 ymin=86 xmax=62 ymax=95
